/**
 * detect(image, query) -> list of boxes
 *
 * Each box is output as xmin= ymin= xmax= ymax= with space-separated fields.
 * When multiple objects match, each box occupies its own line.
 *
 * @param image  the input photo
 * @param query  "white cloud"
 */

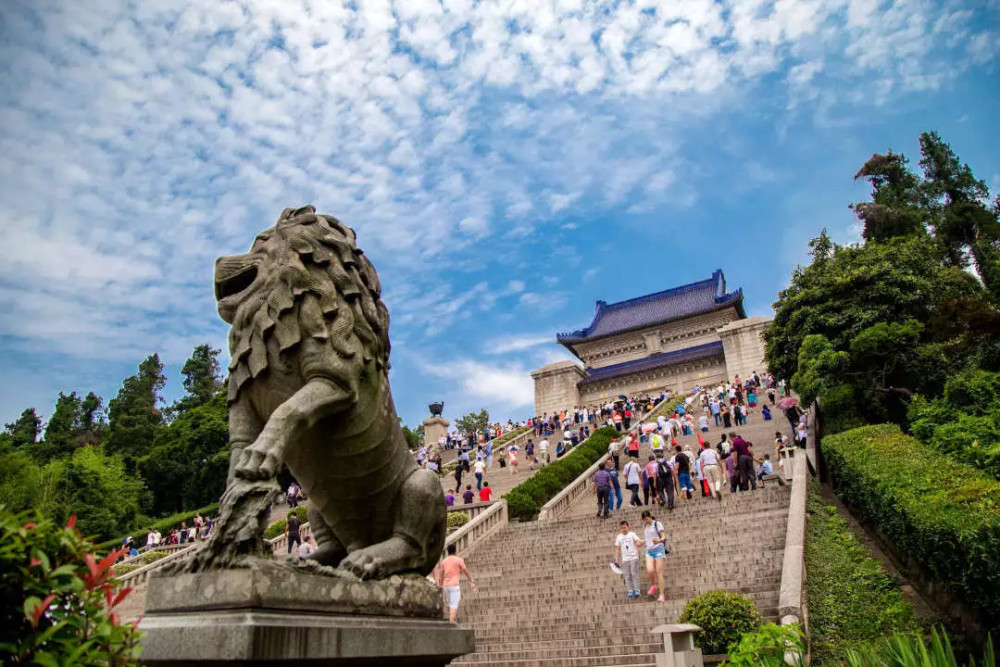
xmin=423 ymin=359 xmax=534 ymax=407
xmin=484 ymin=333 xmax=553 ymax=355
xmin=506 ymin=280 xmax=526 ymax=294
xmin=0 ymin=0 xmax=992 ymax=370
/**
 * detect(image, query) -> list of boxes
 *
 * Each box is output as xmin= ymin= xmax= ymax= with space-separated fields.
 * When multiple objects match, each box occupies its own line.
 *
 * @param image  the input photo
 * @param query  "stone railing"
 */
xmin=266 ymin=522 xmax=313 ymax=555
xmin=449 ymin=500 xmax=496 ymax=521
xmin=778 ymin=438 xmax=810 ymax=630
xmin=444 ymin=499 xmax=507 ymax=558
xmin=538 ymin=451 xmax=612 ymax=522
xmin=116 ymin=542 xmax=189 ymax=566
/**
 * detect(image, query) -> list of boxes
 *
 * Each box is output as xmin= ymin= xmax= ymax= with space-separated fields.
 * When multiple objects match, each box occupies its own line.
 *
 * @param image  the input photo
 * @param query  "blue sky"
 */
xmin=1 ymin=0 xmax=998 ymax=430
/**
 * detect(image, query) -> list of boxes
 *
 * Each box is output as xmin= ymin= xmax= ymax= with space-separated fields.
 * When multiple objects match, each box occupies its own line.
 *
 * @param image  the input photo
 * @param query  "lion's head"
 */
xmin=214 ymin=206 xmax=390 ymax=403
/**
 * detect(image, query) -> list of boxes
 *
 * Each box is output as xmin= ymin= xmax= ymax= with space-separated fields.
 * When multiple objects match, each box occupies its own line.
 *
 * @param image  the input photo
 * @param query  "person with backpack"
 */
xmin=641 ymin=510 xmax=668 ymax=602
xmin=608 ymin=438 xmax=621 ymax=470
xmin=654 ymin=453 xmax=675 ymax=510
xmin=593 ymin=461 xmax=613 ymax=519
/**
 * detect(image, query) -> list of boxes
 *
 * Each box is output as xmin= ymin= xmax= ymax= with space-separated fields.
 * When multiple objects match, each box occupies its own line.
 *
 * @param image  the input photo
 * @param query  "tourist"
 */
xmin=626 ymin=433 xmax=640 ymax=459
xmin=623 ymin=456 xmax=643 ymax=506
xmin=474 ymin=457 xmax=486 ymax=490
xmin=497 ymin=447 xmax=507 ymax=468
xmin=179 ymin=521 xmax=188 ymax=544
xmin=615 ymin=520 xmax=643 ymax=599
xmin=539 ymin=437 xmax=549 ymax=465
xmin=698 ymin=414 xmax=709 ymax=433
xmin=445 ymin=489 xmax=456 ymax=507
xmin=453 ymin=460 xmax=464 ymax=490
xmin=484 ymin=441 xmax=494 ymax=469
xmin=298 ymin=535 xmax=315 ymax=559
xmin=716 ymin=433 xmax=730 ymax=457
xmin=796 ymin=418 xmax=808 ymax=449
xmin=525 ymin=439 xmax=535 ymax=471
xmin=145 ymin=529 xmax=155 ymax=552
xmin=623 ymin=406 xmax=632 ymax=430
xmin=644 ymin=454 xmax=659 ymax=506
xmin=711 ymin=399 xmax=722 ymax=427
xmin=747 ymin=388 xmax=758 ymax=413
xmin=285 ymin=510 xmax=302 ymax=555
xmin=655 ymin=453 xmax=674 ymax=510
xmin=479 ymin=481 xmax=493 ymax=503
xmin=607 ymin=459 xmax=623 ymax=511
xmin=509 ymin=444 xmax=519 ymax=473
xmin=757 ymin=455 xmax=773 ymax=481
xmin=608 ymin=438 xmax=621 ymax=470
xmin=732 ymin=433 xmax=756 ymax=491
xmin=722 ymin=406 xmax=732 ymax=428
xmin=775 ymin=431 xmax=789 ymax=470
xmin=612 ymin=410 xmax=623 ymax=432
xmin=463 ymin=485 xmax=475 ymax=504
xmin=434 ymin=544 xmax=476 ymax=623
xmin=594 ymin=461 xmax=613 ymax=519
xmin=650 ymin=430 xmax=665 ymax=457
xmin=673 ymin=446 xmax=694 ymax=501
xmin=726 ymin=449 xmax=739 ymax=493
xmin=555 ymin=441 xmax=566 ymax=458
xmin=641 ymin=510 xmax=668 ymax=602
xmin=761 ymin=405 xmax=772 ymax=421
xmin=698 ymin=443 xmax=724 ymax=501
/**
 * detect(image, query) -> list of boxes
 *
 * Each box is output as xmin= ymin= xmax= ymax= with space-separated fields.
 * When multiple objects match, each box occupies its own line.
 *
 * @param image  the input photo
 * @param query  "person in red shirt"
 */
xmin=479 ymin=481 xmax=493 ymax=502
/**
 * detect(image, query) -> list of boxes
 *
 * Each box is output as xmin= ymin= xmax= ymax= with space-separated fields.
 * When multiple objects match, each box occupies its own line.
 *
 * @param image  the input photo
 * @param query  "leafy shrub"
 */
xmin=805 ymin=481 xmax=916 ymax=665
xmin=823 ymin=424 xmax=1000 ymax=631
xmin=845 ymin=628 xmax=996 ymax=667
xmin=503 ymin=426 xmax=620 ymax=519
xmin=726 ymin=623 xmax=805 ymax=667
xmin=446 ymin=512 xmax=469 ymax=532
xmin=110 ymin=562 xmax=142 ymax=577
xmin=678 ymin=590 xmax=762 ymax=655
xmin=0 ymin=508 xmax=142 ymax=665
xmin=262 ymin=506 xmax=308 ymax=540
xmin=140 ymin=550 xmax=169 ymax=565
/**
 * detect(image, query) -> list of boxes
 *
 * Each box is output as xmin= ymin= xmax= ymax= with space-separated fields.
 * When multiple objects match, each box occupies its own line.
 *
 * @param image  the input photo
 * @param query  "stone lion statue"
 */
xmin=187 ymin=206 xmax=444 ymax=580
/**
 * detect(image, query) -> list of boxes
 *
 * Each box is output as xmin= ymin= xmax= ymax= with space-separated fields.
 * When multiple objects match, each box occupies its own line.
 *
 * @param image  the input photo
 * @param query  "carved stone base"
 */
xmin=140 ymin=564 xmax=475 ymax=665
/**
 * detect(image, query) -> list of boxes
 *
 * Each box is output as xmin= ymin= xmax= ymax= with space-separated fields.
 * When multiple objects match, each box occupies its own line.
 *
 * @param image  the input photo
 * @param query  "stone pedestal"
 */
xmin=421 ymin=415 xmax=450 ymax=448
xmin=717 ymin=316 xmax=772 ymax=383
xmin=139 ymin=563 xmax=475 ymax=665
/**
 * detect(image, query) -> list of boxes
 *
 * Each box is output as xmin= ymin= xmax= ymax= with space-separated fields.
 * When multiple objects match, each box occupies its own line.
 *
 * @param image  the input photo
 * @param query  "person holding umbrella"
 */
xmin=778 ymin=396 xmax=800 ymax=433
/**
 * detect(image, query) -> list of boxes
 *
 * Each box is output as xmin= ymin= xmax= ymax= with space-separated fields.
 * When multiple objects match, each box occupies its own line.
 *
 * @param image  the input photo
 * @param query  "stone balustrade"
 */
xmin=444 ymin=499 xmax=507 ymax=558
xmin=449 ymin=500 xmax=495 ymax=520
xmin=266 ymin=522 xmax=313 ymax=555
xmin=116 ymin=542 xmax=190 ymax=566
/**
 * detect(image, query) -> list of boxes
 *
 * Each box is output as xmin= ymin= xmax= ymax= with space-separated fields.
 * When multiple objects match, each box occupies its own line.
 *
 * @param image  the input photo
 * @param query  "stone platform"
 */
xmin=140 ymin=562 xmax=475 ymax=665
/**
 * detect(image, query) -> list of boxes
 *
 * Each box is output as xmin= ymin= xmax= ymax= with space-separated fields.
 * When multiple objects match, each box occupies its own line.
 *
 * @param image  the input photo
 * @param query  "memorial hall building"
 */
xmin=531 ymin=270 xmax=771 ymax=416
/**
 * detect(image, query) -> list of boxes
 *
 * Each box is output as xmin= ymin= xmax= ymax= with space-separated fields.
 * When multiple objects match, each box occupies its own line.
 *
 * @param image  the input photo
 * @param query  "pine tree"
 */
xmin=105 ymin=354 xmax=166 ymax=462
xmin=4 ymin=408 xmax=42 ymax=449
xmin=42 ymin=392 xmax=83 ymax=458
xmin=173 ymin=344 xmax=224 ymax=414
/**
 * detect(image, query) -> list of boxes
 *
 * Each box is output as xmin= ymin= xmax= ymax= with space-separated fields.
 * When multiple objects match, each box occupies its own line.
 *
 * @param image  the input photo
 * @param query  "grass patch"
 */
xmin=806 ymin=481 xmax=917 ymax=665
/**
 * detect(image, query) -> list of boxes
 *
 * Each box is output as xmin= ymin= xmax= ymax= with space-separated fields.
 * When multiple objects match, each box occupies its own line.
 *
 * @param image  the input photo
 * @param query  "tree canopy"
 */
xmin=455 ymin=408 xmax=490 ymax=436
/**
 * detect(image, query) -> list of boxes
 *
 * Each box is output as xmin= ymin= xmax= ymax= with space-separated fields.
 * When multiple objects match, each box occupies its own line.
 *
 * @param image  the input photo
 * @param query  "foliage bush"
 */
xmin=805 ymin=481 xmax=917 ymax=665
xmin=262 ymin=506 xmax=308 ymax=540
xmin=908 ymin=370 xmax=1000 ymax=480
xmin=677 ymin=590 xmax=763 ymax=655
xmin=140 ymin=550 xmax=169 ymax=565
xmin=823 ymin=424 xmax=1000 ymax=631
xmin=845 ymin=628 xmax=995 ymax=667
xmin=726 ymin=623 xmax=805 ymax=667
xmin=504 ymin=426 xmax=620 ymax=519
xmin=446 ymin=512 xmax=469 ymax=532
xmin=0 ymin=508 xmax=142 ymax=665
xmin=110 ymin=562 xmax=142 ymax=577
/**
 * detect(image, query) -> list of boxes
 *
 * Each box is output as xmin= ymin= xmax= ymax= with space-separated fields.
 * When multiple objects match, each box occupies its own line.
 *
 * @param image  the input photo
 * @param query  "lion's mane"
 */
xmin=226 ymin=206 xmax=390 ymax=403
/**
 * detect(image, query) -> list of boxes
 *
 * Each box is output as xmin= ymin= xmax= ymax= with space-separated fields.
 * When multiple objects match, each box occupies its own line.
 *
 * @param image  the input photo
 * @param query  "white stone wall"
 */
xmin=422 ymin=416 xmax=450 ymax=445
xmin=531 ymin=362 xmax=586 ymax=417
xmin=717 ymin=316 xmax=772 ymax=382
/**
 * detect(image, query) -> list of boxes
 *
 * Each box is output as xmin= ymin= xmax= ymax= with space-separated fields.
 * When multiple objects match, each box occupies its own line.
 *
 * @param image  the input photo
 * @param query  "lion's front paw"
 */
xmin=234 ymin=437 xmax=282 ymax=480
xmin=339 ymin=537 xmax=418 ymax=580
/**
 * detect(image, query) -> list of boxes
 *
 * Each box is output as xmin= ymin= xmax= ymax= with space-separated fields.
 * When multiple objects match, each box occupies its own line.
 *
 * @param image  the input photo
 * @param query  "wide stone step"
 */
xmin=453 ymin=651 xmax=659 ymax=667
xmin=458 ymin=641 xmax=662 ymax=663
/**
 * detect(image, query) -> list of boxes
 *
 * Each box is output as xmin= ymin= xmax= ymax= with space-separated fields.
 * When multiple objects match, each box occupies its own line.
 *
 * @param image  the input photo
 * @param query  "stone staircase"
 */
xmin=452 ymin=485 xmax=791 ymax=667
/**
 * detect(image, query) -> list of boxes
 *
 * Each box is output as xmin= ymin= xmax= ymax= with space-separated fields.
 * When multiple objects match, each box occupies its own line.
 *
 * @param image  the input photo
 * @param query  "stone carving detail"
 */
xmin=175 ymin=206 xmax=445 ymax=580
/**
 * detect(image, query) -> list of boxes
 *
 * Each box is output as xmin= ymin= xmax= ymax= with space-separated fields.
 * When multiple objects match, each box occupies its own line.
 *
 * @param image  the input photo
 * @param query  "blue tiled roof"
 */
xmin=557 ymin=270 xmax=745 ymax=346
xmin=578 ymin=341 xmax=725 ymax=386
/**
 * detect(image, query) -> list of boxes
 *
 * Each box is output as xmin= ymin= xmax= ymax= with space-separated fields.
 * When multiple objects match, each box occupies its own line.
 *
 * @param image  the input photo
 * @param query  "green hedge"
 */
xmin=263 ymin=506 xmax=309 ymax=540
xmin=805 ymin=481 xmax=916 ymax=665
xmin=678 ymin=590 xmax=763 ymax=655
xmin=504 ymin=426 xmax=619 ymax=519
xmin=823 ymin=424 xmax=1000 ymax=630
xmin=95 ymin=502 xmax=220 ymax=552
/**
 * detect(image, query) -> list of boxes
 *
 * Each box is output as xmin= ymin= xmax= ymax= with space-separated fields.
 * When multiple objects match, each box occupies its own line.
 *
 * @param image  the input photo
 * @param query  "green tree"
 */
xmin=455 ymin=408 xmax=489 ymax=437
xmin=140 ymin=392 xmax=229 ymax=515
xmin=40 ymin=391 xmax=83 ymax=460
xmin=851 ymin=150 xmax=927 ymax=243
xmin=105 ymin=354 xmax=166 ymax=464
xmin=4 ymin=408 xmax=42 ymax=449
xmin=173 ymin=344 xmax=224 ymax=414
xmin=58 ymin=447 xmax=147 ymax=542
xmin=918 ymin=130 xmax=1000 ymax=301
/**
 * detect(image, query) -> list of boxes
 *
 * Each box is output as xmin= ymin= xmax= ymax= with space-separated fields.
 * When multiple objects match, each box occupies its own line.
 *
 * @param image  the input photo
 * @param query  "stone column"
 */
xmin=422 ymin=415 xmax=450 ymax=447
xmin=717 ymin=316 xmax=772 ymax=382
xmin=530 ymin=361 xmax=586 ymax=416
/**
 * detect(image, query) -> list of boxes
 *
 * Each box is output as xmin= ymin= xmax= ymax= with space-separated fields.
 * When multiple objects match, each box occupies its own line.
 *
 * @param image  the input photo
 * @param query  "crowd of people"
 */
xmin=117 ymin=512 xmax=215 ymax=559
xmin=594 ymin=373 xmax=805 ymax=602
